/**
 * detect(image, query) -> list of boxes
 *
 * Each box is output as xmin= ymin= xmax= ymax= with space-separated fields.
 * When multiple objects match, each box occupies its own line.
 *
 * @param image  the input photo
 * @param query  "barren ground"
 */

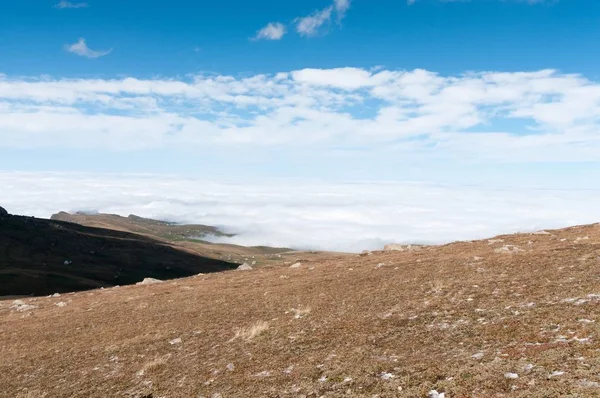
xmin=2 ymin=223 xmax=600 ymax=397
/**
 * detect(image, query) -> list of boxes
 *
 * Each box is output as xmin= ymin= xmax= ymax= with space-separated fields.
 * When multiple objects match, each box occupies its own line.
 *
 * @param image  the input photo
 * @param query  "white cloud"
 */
xmin=1 ymin=68 xmax=600 ymax=162
xmin=291 ymin=67 xmax=374 ymax=89
xmin=54 ymin=1 xmax=88 ymax=9
xmin=253 ymin=22 xmax=287 ymax=41
xmin=334 ymin=0 xmax=351 ymax=20
xmin=1 ymin=172 xmax=599 ymax=252
xmin=296 ymin=6 xmax=333 ymax=36
xmin=65 ymin=38 xmax=112 ymax=58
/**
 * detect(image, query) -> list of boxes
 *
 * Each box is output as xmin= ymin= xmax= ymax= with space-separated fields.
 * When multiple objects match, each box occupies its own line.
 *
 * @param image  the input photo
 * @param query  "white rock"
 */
xmin=55 ymin=301 xmax=67 ymax=307
xmin=383 ymin=244 xmax=422 ymax=252
xmin=226 ymin=363 xmax=235 ymax=371
xmin=380 ymin=372 xmax=395 ymax=380
xmin=137 ymin=278 xmax=163 ymax=285
xmin=471 ymin=352 xmax=484 ymax=360
xmin=169 ymin=337 xmax=182 ymax=345
xmin=428 ymin=390 xmax=445 ymax=398
xmin=237 ymin=263 xmax=253 ymax=271
xmin=578 ymin=379 xmax=600 ymax=388
xmin=290 ymin=262 xmax=302 ymax=268
xmin=504 ymin=372 xmax=519 ymax=379
xmin=494 ymin=245 xmax=525 ymax=254
xmin=10 ymin=300 xmax=37 ymax=312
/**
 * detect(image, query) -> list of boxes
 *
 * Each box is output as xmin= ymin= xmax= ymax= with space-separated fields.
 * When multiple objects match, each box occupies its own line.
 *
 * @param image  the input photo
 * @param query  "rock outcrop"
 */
xmin=383 ymin=243 xmax=423 ymax=252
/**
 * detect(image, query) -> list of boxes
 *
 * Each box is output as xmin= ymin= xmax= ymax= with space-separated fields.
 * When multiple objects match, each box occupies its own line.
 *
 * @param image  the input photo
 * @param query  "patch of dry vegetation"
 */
xmin=231 ymin=321 xmax=270 ymax=342
xmin=2 ymin=223 xmax=600 ymax=397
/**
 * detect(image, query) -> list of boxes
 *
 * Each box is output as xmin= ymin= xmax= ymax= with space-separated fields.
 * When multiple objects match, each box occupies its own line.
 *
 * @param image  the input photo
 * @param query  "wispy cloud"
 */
xmin=334 ymin=0 xmax=351 ymax=21
xmin=296 ymin=6 xmax=334 ymax=36
xmin=295 ymin=0 xmax=352 ymax=37
xmin=54 ymin=1 xmax=88 ymax=9
xmin=253 ymin=22 xmax=287 ymax=41
xmin=64 ymin=38 xmax=112 ymax=58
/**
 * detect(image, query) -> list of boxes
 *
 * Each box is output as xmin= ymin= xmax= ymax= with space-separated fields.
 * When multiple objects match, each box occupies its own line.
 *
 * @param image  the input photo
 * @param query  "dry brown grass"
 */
xmin=231 ymin=321 xmax=270 ymax=341
xmin=2 ymin=223 xmax=600 ymax=397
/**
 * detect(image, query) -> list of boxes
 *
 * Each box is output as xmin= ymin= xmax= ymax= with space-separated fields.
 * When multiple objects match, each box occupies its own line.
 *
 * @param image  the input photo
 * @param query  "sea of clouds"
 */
xmin=2 ymin=172 xmax=600 ymax=252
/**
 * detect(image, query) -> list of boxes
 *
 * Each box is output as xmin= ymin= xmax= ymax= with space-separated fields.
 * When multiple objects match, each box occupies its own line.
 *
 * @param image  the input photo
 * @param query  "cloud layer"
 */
xmin=1 ymin=67 xmax=600 ymax=162
xmin=1 ymin=172 xmax=599 ymax=252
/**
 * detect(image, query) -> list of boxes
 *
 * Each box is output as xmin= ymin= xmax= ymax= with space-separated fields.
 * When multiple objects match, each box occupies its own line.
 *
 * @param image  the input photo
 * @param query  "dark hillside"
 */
xmin=0 ymin=209 xmax=237 ymax=296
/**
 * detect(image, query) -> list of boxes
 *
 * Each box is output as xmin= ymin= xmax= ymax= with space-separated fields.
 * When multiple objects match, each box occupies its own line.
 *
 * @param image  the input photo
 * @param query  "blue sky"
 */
xmin=2 ymin=0 xmax=599 ymax=77
xmin=1 ymin=0 xmax=600 ymax=187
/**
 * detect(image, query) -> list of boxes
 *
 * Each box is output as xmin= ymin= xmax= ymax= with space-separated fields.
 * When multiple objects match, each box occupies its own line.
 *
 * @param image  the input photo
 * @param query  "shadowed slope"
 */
xmin=0 ymin=212 xmax=237 ymax=296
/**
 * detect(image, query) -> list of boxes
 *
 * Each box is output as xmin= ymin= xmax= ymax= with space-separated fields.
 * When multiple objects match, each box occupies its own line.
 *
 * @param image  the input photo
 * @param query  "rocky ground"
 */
xmin=2 ymin=222 xmax=600 ymax=397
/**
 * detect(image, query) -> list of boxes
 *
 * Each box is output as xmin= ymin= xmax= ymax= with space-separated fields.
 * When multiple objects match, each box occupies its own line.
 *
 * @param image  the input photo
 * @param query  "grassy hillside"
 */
xmin=2 ymin=223 xmax=600 ymax=396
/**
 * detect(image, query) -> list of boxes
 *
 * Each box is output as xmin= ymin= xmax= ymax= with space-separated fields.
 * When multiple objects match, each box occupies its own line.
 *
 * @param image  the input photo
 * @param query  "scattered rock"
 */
xmin=548 ymin=371 xmax=565 ymax=379
xmin=63 ymin=260 xmax=73 ymax=265
xmin=10 ymin=300 xmax=37 ymax=312
xmin=50 ymin=293 xmax=61 ymax=298
xmin=226 ymin=363 xmax=235 ymax=372
xmin=169 ymin=337 xmax=182 ymax=345
xmin=428 ymin=390 xmax=445 ymax=398
xmin=487 ymin=239 xmax=505 ymax=244
xmin=504 ymin=372 xmax=519 ymax=379
xmin=532 ymin=230 xmax=551 ymax=235
xmin=578 ymin=379 xmax=600 ymax=389
xmin=494 ymin=245 xmax=525 ymax=254
xmin=55 ymin=301 xmax=67 ymax=307
xmin=237 ymin=263 xmax=253 ymax=271
xmin=471 ymin=352 xmax=484 ymax=360
xmin=290 ymin=262 xmax=302 ymax=269
xmin=383 ymin=244 xmax=422 ymax=252
xmin=137 ymin=278 xmax=163 ymax=285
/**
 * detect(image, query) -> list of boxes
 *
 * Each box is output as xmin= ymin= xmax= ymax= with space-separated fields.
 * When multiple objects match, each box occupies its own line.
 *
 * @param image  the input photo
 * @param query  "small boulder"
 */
xmin=237 ymin=263 xmax=253 ymax=271
xmin=290 ymin=262 xmax=302 ymax=268
xmin=136 ymin=278 xmax=163 ymax=285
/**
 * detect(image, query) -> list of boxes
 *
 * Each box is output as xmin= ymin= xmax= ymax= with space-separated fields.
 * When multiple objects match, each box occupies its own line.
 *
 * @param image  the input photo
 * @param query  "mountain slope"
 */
xmin=1 ymin=222 xmax=600 ymax=397
xmin=50 ymin=211 xmax=348 ymax=268
xmin=0 ymin=211 xmax=237 ymax=296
